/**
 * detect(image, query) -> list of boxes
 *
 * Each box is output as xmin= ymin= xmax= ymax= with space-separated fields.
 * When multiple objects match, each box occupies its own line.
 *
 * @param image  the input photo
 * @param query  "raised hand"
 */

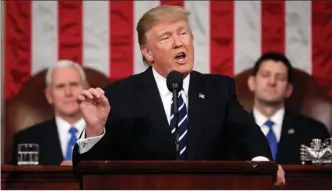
xmin=77 ymin=88 xmax=111 ymax=137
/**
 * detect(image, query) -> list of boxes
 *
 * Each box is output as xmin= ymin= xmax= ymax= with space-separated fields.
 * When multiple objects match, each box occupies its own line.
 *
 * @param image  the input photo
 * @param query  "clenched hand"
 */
xmin=77 ymin=88 xmax=111 ymax=137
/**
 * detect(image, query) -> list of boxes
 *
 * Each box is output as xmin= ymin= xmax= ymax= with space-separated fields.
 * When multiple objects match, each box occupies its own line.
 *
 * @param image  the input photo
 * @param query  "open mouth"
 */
xmin=174 ymin=52 xmax=187 ymax=64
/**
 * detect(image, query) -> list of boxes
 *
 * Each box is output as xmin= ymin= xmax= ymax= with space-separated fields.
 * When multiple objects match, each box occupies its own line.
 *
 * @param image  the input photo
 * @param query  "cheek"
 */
xmin=256 ymin=79 xmax=268 ymax=88
xmin=72 ymin=86 xmax=83 ymax=95
xmin=277 ymin=84 xmax=288 ymax=94
xmin=185 ymin=38 xmax=194 ymax=47
xmin=52 ymin=91 xmax=64 ymax=102
xmin=154 ymin=46 xmax=172 ymax=59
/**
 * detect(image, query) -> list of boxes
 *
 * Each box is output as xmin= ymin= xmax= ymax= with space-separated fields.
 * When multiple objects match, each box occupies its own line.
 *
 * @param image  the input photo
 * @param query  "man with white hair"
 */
xmin=10 ymin=60 xmax=87 ymax=165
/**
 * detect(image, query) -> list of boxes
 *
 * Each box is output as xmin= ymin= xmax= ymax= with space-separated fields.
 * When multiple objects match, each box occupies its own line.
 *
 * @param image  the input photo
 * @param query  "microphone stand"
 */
xmin=172 ymin=85 xmax=180 ymax=160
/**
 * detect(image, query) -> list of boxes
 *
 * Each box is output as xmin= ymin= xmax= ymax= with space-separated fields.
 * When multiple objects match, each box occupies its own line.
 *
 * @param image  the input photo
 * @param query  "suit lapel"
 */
xmin=41 ymin=119 xmax=64 ymax=164
xmin=137 ymin=67 xmax=170 ymax=132
xmin=250 ymin=110 xmax=294 ymax=161
xmin=186 ymin=71 xmax=205 ymax=159
xmin=136 ymin=68 xmax=206 ymax=159
xmin=276 ymin=111 xmax=294 ymax=161
xmin=136 ymin=67 xmax=176 ymax=157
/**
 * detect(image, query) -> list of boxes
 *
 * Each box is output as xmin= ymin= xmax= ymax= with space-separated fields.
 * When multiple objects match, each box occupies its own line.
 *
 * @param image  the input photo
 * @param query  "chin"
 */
xmin=62 ymin=109 xmax=79 ymax=116
xmin=260 ymin=98 xmax=283 ymax=106
xmin=178 ymin=64 xmax=193 ymax=73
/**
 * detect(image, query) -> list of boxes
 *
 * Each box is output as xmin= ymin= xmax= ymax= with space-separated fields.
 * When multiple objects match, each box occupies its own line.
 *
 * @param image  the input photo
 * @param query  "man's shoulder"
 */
xmin=193 ymin=70 xmax=234 ymax=84
xmin=104 ymin=72 xmax=143 ymax=92
xmin=287 ymin=111 xmax=330 ymax=136
xmin=290 ymin=112 xmax=325 ymax=127
xmin=192 ymin=71 xmax=235 ymax=91
xmin=14 ymin=118 xmax=55 ymax=139
xmin=195 ymin=71 xmax=234 ymax=81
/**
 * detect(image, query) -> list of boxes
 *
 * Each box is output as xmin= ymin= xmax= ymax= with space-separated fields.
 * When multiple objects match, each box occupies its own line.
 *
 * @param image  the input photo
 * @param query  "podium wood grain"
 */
xmin=2 ymin=162 xmax=332 ymax=190
xmin=283 ymin=165 xmax=332 ymax=189
xmin=1 ymin=165 xmax=79 ymax=190
xmin=77 ymin=161 xmax=277 ymax=189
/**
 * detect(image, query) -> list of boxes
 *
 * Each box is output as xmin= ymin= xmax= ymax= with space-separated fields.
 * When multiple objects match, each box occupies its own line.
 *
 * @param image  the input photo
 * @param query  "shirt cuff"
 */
xmin=251 ymin=156 xmax=270 ymax=161
xmin=77 ymin=128 xmax=106 ymax=154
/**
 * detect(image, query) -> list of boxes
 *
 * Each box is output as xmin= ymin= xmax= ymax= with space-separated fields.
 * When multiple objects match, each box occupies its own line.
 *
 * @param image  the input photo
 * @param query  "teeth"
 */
xmin=176 ymin=52 xmax=185 ymax=57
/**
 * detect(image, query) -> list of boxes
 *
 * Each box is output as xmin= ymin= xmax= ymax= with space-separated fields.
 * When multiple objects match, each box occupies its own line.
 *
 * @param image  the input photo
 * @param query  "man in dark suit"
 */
xmin=74 ymin=5 xmax=285 ymax=186
xmin=10 ymin=60 xmax=87 ymax=165
xmin=247 ymin=52 xmax=331 ymax=164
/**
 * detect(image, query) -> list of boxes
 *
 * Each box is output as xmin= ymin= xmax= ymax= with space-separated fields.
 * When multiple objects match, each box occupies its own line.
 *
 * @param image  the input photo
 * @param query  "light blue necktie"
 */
xmin=170 ymin=91 xmax=188 ymax=160
xmin=65 ymin=126 xmax=78 ymax=160
xmin=265 ymin=120 xmax=278 ymax=161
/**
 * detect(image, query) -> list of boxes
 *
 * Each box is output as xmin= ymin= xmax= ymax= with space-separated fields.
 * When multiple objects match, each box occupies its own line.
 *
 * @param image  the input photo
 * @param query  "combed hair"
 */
xmin=252 ymin=51 xmax=293 ymax=83
xmin=45 ymin=60 xmax=87 ymax=86
xmin=136 ymin=5 xmax=192 ymax=66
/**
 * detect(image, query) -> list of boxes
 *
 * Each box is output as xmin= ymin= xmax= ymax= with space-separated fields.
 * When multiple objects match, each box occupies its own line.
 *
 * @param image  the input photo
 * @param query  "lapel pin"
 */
xmin=199 ymin=93 xmax=205 ymax=99
xmin=288 ymin=128 xmax=295 ymax=135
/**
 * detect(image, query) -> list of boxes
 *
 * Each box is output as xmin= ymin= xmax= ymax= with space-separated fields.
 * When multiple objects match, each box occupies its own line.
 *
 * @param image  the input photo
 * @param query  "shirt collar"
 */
xmin=253 ymin=107 xmax=285 ymax=127
xmin=55 ymin=116 xmax=85 ymax=134
xmin=152 ymin=67 xmax=190 ymax=99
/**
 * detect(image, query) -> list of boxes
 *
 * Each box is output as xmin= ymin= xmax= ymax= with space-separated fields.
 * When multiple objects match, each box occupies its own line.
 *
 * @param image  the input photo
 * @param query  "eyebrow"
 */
xmin=158 ymin=31 xmax=171 ymax=37
xmin=158 ymin=26 xmax=188 ymax=37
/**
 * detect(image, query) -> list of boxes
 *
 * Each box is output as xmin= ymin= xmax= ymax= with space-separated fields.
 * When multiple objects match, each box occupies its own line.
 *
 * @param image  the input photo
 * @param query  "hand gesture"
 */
xmin=77 ymin=88 xmax=111 ymax=137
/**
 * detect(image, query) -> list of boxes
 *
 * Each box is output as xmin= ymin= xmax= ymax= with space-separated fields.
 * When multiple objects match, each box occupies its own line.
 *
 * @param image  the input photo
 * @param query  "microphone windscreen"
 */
xmin=166 ymin=71 xmax=183 ymax=92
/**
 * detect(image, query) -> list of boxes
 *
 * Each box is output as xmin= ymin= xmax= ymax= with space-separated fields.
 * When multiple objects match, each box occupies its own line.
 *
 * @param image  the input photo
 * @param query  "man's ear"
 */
xmin=44 ymin=87 xmax=53 ymax=105
xmin=247 ymin=75 xmax=255 ymax=92
xmin=285 ymin=83 xmax=293 ymax=98
xmin=141 ymin=47 xmax=153 ymax=63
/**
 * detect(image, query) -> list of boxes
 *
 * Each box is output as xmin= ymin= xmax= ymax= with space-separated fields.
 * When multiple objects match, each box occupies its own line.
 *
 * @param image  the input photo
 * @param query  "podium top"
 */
xmin=77 ymin=160 xmax=277 ymax=174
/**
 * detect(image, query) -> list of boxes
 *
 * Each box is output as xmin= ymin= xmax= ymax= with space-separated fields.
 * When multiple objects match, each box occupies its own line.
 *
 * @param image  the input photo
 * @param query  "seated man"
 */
xmin=10 ymin=60 xmax=87 ymax=165
xmin=247 ymin=52 xmax=331 ymax=164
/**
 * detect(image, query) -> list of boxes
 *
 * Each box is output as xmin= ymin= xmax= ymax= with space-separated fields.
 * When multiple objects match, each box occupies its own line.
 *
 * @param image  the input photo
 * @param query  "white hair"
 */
xmin=45 ymin=60 xmax=87 ymax=86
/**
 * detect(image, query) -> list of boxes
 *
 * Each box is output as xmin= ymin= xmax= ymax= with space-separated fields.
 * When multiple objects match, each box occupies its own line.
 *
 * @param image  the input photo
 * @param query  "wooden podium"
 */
xmin=2 ymin=163 xmax=332 ymax=189
xmin=76 ymin=161 xmax=278 ymax=189
xmin=1 ymin=165 xmax=79 ymax=190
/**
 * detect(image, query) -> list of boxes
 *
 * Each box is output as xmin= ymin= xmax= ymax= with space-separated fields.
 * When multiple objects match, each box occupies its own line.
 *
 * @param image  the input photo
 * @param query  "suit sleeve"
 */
xmin=72 ymin=85 xmax=127 ymax=167
xmin=224 ymin=78 xmax=272 ymax=160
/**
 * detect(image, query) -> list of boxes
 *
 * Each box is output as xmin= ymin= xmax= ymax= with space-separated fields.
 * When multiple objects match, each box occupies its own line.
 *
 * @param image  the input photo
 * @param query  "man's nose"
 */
xmin=172 ymin=36 xmax=183 ymax=48
xmin=268 ymin=76 xmax=277 ymax=85
xmin=64 ymin=86 xmax=72 ymax=95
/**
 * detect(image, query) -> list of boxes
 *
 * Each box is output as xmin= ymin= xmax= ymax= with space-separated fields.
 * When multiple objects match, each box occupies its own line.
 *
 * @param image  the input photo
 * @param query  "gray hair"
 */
xmin=45 ymin=60 xmax=87 ymax=86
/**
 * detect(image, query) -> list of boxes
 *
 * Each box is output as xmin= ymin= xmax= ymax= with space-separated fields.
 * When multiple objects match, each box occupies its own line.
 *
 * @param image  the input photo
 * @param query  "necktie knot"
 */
xmin=265 ymin=120 xmax=274 ymax=129
xmin=69 ymin=126 xmax=78 ymax=135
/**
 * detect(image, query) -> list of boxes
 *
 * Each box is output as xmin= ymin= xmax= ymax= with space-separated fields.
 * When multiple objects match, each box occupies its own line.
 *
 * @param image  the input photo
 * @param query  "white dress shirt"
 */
xmin=153 ymin=68 xmax=190 ymax=125
xmin=77 ymin=68 xmax=190 ymax=153
xmin=253 ymin=107 xmax=285 ymax=142
xmin=55 ymin=116 xmax=85 ymax=158
xmin=77 ymin=68 xmax=270 ymax=161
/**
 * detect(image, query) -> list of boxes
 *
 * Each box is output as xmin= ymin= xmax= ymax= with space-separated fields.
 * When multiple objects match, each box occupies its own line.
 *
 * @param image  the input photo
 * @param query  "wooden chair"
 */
xmin=235 ymin=68 xmax=332 ymax=135
xmin=3 ymin=67 xmax=111 ymax=164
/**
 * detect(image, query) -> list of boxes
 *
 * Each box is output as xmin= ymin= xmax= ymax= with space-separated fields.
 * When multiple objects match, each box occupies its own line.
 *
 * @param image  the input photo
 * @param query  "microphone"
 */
xmin=166 ymin=71 xmax=183 ymax=160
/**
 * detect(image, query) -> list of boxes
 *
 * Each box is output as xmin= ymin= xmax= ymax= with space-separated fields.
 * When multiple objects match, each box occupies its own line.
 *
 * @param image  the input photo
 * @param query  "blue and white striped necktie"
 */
xmin=170 ymin=91 xmax=188 ymax=160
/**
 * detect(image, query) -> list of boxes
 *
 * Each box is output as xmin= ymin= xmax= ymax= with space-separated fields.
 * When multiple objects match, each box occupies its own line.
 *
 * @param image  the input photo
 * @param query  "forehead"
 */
xmin=148 ymin=19 xmax=189 ymax=36
xmin=259 ymin=60 xmax=288 ymax=74
xmin=51 ymin=67 xmax=81 ymax=84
